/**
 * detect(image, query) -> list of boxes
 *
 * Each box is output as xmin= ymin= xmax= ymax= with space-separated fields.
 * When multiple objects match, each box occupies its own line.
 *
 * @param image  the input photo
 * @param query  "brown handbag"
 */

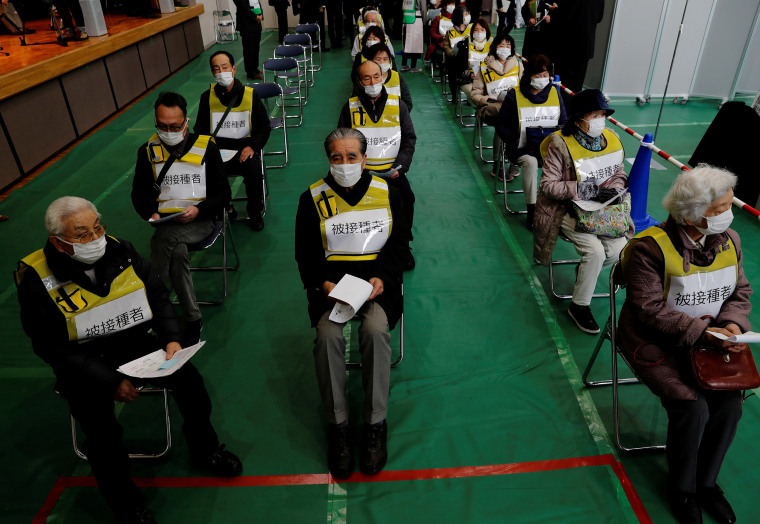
xmin=690 ymin=345 xmax=760 ymax=390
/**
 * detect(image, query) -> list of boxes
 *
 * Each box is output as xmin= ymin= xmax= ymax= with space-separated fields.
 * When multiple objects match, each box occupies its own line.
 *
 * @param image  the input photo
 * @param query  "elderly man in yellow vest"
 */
xmin=15 ymin=196 xmax=241 ymax=524
xmin=193 ymin=50 xmax=271 ymax=231
xmin=338 ymin=60 xmax=417 ymax=269
xmin=295 ymin=128 xmax=411 ymax=480
xmin=131 ymin=92 xmax=231 ymax=346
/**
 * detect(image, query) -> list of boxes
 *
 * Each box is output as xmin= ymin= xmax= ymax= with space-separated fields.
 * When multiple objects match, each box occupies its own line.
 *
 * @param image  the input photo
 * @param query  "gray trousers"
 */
xmin=150 ymin=218 xmax=214 ymax=322
xmin=313 ymin=303 xmax=391 ymax=425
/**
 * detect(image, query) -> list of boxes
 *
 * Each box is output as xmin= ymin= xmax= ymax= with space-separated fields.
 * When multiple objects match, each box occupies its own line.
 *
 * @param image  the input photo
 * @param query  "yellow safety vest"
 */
xmin=623 ymin=227 xmax=738 ymax=321
xmin=384 ymin=70 xmax=401 ymax=98
xmin=480 ymin=61 xmax=520 ymax=98
xmin=515 ymin=86 xmax=561 ymax=148
xmin=467 ymin=38 xmax=492 ymax=73
xmin=359 ymin=37 xmax=390 ymax=62
xmin=446 ymin=24 xmax=471 ymax=48
xmin=310 ymin=176 xmax=393 ymax=261
xmin=209 ymin=85 xmax=254 ymax=162
xmin=540 ymin=129 xmax=625 ymax=186
xmin=147 ymin=134 xmax=212 ymax=213
xmin=15 ymin=241 xmax=153 ymax=342
xmin=358 ymin=12 xmax=384 ymax=34
xmin=348 ymin=94 xmax=401 ymax=172
xmin=438 ymin=15 xmax=453 ymax=36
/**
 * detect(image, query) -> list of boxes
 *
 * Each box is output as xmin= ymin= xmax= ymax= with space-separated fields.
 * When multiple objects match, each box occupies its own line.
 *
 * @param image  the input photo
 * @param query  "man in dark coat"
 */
xmin=233 ymin=0 xmax=264 ymax=79
xmin=551 ymin=0 xmax=603 ymax=99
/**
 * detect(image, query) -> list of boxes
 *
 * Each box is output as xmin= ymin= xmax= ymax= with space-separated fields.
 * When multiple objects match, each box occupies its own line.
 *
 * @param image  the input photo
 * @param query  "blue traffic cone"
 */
xmin=553 ymin=74 xmax=562 ymax=97
xmin=629 ymin=133 xmax=660 ymax=232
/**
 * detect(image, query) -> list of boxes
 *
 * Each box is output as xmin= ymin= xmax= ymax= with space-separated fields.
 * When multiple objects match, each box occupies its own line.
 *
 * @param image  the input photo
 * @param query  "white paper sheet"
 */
xmin=707 ymin=331 xmax=760 ymax=343
xmin=117 ymin=341 xmax=205 ymax=378
xmin=328 ymin=274 xmax=374 ymax=323
xmin=573 ymin=189 xmax=625 ymax=212
xmin=148 ymin=211 xmax=183 ymax=225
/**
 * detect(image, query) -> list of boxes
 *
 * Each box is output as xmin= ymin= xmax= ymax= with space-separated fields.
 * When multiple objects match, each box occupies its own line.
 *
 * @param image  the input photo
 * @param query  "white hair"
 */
xmin=662 ymin=165 xmax=737 ymax=225
xmin=753 ymin=91 xmax=760 ymax=117
xmin=45 ymin=196 xmax=100 ymax=236
xmin=364 ymin=9 xmax=379 ymax=23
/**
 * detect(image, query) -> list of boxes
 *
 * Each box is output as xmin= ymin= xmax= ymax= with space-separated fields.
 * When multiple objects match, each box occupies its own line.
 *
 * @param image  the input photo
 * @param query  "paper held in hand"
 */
xmin=328 ymin=274 xmax=374 ymax=323
xmin=708 ymin=331 xmax=760 ymax=344
xmin=574 ymin=189 xmax=625 ymax=212
xmin=117 ymin=341 xmax=205 ymax=378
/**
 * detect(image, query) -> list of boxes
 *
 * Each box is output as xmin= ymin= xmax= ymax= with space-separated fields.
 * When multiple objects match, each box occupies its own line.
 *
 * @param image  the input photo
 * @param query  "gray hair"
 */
xmin=662 ymin=164 xmax=737 ymax=225
xmin=45 ymin=196 xmax=100 ymax=236
xmin=324 ymin=128 xmax=367 ymax=157
xmin=364 ymin=9 xmax=379 ymax=23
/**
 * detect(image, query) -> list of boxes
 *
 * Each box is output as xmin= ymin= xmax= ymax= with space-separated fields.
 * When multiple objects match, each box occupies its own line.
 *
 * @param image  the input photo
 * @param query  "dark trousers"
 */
xmin=60 ymin=0 xmax=84 ymax=28
xmin=387 ymin=172 xmax=415 ymax=233
xmin=274 ymin=4 xmax=289 ymax=44
xmin=225 ymin=152 xmax=265 ymax=217
xmin=240 ymin=26 xmax=263 ymax=76
xmin=300 ymin=6 xmax=325 ymax=48
xmin=59 ymin=335 xmax=219 ymax=514
xmin=325 ymin=0 xmax=343 ymax=46
xmin=497 ymin=8 xmax=515 ymax=35
xmin=555 ymin=57 xmax=589 ymax=106
xmin=661 ymin=390 xmax=742 ymax=493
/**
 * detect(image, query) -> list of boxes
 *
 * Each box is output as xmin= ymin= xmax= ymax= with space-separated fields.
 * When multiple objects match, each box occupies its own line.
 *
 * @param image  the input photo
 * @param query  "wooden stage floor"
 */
xmin=0 ymin=4 xmax=203 ymax=100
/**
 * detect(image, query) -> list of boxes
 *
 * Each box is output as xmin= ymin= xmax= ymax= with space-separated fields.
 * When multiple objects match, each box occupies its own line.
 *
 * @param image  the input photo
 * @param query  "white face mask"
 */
xmin=531 ymin=76 xmax=550 ymax=90
xmin=463 ymin=14 xmax=471 ymax=25
xmin=366 ymin=39 xmax=379 ymax=47
xmin=156 ymin=119 xmax=188 ymax=147
xmin=378 ymin=62 xmax=392 ymax=74
xmin=430 ymin=0 xmax=437 ymax=5
xmin=58 ymin=234 xmax=107 ymax=265
xmin=472 ymin=31 xmax=486 ymax=42
xmin=583 ymin=117 xmax=606 ymax=138
xmin=696 ymin=208 xmax=734 ymax=236
xmin=365 ymin=21 xmax=376 ymax=28
xmin=330 ymin=162 xmax=364 ymax=188
xmin=214 ymin=71 xmax=234 ymax=87
xmin=496 ymin=47 xmax=511 ymax=60
xmin=446 ymin=4 xmax=455 ymax=13
xmin=363 ymin=81 xmax=383 ymax=97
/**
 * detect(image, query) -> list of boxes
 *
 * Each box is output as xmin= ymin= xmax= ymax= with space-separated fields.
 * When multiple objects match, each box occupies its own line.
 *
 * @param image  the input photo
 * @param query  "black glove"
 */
xmin=593 ymin=187 xmax=622 ymax=204
xmin=576 ymin=180 xmax=599 ymax=200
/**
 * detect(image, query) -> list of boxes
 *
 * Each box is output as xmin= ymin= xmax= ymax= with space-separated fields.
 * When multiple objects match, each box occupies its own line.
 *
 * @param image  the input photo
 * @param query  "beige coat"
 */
xmin=470 ymin=55 xmax=522 ymax=108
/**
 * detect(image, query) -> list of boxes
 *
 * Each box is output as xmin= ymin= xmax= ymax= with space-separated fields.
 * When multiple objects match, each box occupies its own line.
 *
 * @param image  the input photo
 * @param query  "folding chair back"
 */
xmin=249 ymin=82 xmax=289 ymax=168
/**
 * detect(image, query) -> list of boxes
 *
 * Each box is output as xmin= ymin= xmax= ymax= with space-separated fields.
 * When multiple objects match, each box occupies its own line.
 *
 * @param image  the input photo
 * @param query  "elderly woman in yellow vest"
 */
xmin=494 ymin=54 xmax=566 ymax=230
xmin=458 ymin=19 xmax=492 ymax=106
xmin=617 ymin=167 xmax=750 ymax=524
xmin=357 ymin=7 xmax=384 ymax=34
xmin=352 ymin=15 xmax=394 ymax=60
xmin=533 ymin=89 xmax=632 ymax=334
xmin=470 ymin=32 xmax=521 ymax=177
xmin=364 ymin=42 xmax=414 ymax=111
xmin=441 ymin=5 xmax=471 ymax=104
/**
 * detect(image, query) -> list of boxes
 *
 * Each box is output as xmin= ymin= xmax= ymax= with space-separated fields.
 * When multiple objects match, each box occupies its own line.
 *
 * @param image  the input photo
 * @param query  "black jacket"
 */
xmin=16 ymin=237 xmax=181 ymax=390
xmin=233 ymin=0 xmax=263 ymax=32
xmin=337 ymin=89 xmax=417 ymax=175
xmin=295 ymin=171 xmax=411 ymax=328
xmin=131 ymin=133 xmax=231 ymax=221
xmin=193 ymin=79 xmax=272 ymax=153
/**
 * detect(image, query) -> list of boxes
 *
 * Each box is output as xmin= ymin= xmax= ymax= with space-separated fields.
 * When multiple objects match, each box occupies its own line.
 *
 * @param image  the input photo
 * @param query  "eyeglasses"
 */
xmin=155 ymin=119 xmax=187 ymax=133
xmin=61 ymin=223 xmax=107 ymax=243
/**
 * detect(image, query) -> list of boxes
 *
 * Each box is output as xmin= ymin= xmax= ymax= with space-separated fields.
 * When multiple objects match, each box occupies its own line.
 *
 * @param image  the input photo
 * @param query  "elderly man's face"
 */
xmin=210 ymin=54 xmax=236 ymax=76
xmin=365 ymin=12 xmax=378 ymax=24
xmin=358 ymin=62 xmax=383 ymax=87
xmin=155 ymin=105 xmax=187 ymax=135
xmin=329 ymin=138 xmax=366 ymax=170
xmin=50 ymin=209 xmax=104 ymax=255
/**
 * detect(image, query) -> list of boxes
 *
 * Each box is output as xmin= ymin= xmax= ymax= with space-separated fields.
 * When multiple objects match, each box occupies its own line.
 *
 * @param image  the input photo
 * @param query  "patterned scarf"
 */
xmin=574 ymin=127 xmax=602 ymax=152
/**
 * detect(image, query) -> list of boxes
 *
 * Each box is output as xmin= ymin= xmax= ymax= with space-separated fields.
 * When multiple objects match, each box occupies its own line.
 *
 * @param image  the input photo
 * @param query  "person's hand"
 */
xmin=239 ymin=146 xmax=255 ymax=162
xmin=175 ymin=205 xmax=199 ymax=223
xmin=702 ymin=327 xmax=745 ymax=353
xmin=387 ymin=170 xmax=400 ymax=179
xmin=256 ymin=14 xmax=263 ymax=21
xmin=528 ymin=17 xmax=536 ymax=26
xmin=114 ymin=379 xmax=139 ymax=402
xmin=151 ymin=213 xmax=161 ymax=221
xmin=544 ymin=14 xmax=551 ymax=23
xmin=576 ymin=180 xmax=599 ymax=200
xmin=550 ymin=3 xmax=558 ymax=9
xmin=322 ymin=281 xmax=336 ymax=298
xmin=593 ymin=187 xmax=622 ymax=204
xmin=166 ymin=341 xmax=182 ymax=359
xmin=368 ymin=277 xmax=384 ymax=300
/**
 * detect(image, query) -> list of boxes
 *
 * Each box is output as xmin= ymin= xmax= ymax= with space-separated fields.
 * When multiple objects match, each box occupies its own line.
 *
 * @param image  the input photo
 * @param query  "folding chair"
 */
xmin=582 ymin=261 xmax=667 ymax=453
xmin=213 ymin=10 xmax=236 ymax=43
xmin=263 ymin=58 xmax=304 ymax=127
xmin=273 ymin=45 xmax=311 ymax=101
xmin=473 ymin=110 xmax=494 ymax=164
xmin=283 ymin=33 xmax=315 ymax=87
xmin=296 ymin=23 xmax=322 ymax=71
xmin=497 ymin=142 xmax=526 ymax=215
xmin=454 ymin=87 xmax=477 ymax=127
xmin=226 ymin=151 xmax=268 ymax=220
xmin=179 ymin=210 xmax=240 ymax=306
xmin=249 ymin=82 xmax=289 ymax=169
xmin=62 ymin=386 xmax=172 ymax=460
xmin=346 ymin=284 xmax=405 ymax=369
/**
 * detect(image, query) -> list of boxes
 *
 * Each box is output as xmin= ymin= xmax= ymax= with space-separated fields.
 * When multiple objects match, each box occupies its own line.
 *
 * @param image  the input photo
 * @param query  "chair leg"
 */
xmin=501 ymin=149 xmax=526 ymax=215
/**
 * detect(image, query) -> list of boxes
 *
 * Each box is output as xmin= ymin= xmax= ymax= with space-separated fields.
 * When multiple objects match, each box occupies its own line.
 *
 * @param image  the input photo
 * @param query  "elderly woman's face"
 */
xmin=577 ymin=109 xmax=606 ymax=133
xmin=692 ymin=189 xmax=734 ymax=227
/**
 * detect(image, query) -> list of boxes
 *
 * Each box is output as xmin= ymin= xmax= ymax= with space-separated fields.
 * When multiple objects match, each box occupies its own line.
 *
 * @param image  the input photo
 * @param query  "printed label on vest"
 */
xmin=325 ymin=208 xmax=391 ymax=257
xmin=75 ymin=289 xmax=152 ymax=340
xmin=667 ymin=266 xmax=737 ymax=320
xmin=450 ymin=35 xmax=465 ymax=47
xmin=212 ymin=111 xmax=250 ymax=139
xmin=157 ymin=162 xmax=207 ymax=201
xmin=484 ymin=73 xmax=517 ymax=98
xmin=359 ymin=127 xmax=401 ymax=166
xmin=518 ymin=105 xmax=560 ymax=147
xmin=468 ymin=51 xmax=487 ymax=72
xmin=575 ymin=150 xmax=624 ymax=186
xmin=439 ymin=18 xmax=453 ymax=35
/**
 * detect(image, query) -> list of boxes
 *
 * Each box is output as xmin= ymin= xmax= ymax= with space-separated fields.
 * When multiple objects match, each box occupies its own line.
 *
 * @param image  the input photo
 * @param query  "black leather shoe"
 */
xmin=227 ymin=205 xmax=238 ymax=221
xmin=568 ymin=303 xmax=600 ymax=334
xmin=117 ymin=506 xmax=157 ymax=524
xmin=196 ymin=444 xmax=242 ymax=477
xmin=669 ymin=490 xmax=702 ymax=524
xmin=698 ymin=485 xmax=735 ymax=524
xmin=249 ymin=216 xmax=265 ymax=231
xmin=328 ymin=423 xmax=354 ymax=479
xmin=360 ymin=420 xmax=387 ymax=475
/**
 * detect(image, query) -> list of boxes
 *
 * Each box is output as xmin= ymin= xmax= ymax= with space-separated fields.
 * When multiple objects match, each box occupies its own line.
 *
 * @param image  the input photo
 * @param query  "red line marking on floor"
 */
xmin=35 ymin=454 xmax=651 ymax=522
